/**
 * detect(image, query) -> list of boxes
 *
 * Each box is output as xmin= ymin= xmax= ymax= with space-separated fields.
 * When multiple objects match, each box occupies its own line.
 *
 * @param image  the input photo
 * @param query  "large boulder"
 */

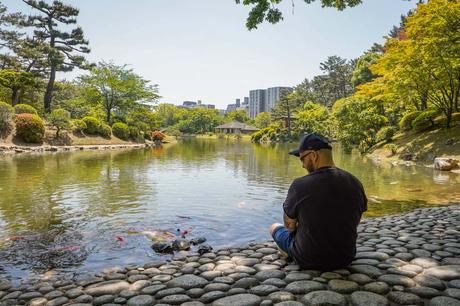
xmin=434 ymin=157 xmax=459 ymax=171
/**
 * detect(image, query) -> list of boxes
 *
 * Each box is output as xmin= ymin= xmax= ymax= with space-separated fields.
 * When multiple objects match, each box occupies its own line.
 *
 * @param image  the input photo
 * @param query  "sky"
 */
xmin=4 ymin=0 xmax=417 ymax=109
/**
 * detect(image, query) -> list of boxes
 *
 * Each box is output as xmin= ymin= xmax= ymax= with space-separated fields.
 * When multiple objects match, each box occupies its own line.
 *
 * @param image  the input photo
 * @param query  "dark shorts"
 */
xmin=271 ymin=225 xmax=294 ymax=257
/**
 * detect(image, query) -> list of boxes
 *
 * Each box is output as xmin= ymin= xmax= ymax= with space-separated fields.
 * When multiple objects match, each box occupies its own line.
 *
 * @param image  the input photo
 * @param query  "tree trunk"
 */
xmin=420 ymin=90 xmax=428 ymax=111
xmin=44 ymin=64 xmax=56 ymax=113
xmin=11 ymin=88 xmax=20 ymax=106
xmin=106 ymin=107 xmax=111 ymax=123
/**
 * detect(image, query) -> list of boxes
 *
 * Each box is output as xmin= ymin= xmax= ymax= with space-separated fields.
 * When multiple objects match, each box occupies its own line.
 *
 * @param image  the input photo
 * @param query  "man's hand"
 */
xmin=283 ymin=212 xmax=297 ymax=232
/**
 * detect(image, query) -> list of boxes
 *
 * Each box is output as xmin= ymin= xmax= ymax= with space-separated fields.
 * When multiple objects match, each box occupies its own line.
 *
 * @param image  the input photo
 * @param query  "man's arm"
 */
xmin=283 ymin=212 xmax=297 ymax=232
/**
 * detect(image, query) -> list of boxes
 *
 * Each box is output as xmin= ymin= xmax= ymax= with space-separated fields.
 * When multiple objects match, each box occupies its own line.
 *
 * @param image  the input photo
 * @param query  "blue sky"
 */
xmin=4 ymin=0 xmax=417 ymax=109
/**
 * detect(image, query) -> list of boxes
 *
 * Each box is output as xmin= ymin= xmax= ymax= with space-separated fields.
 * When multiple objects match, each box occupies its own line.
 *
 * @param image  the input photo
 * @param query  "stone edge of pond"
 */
xmin=1 ymin=204 xmax=460 ymax=306
xmin=0 ymin=142 xmax=166 ymax=156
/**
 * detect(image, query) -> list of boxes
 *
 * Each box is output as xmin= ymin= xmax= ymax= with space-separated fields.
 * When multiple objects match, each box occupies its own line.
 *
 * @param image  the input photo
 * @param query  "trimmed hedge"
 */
xmin=15 ymin=113 xmax=45 ymax=143
xmin=49 ymin=109 xmax=71 ymax=137
xmin=129 ymin=126 xmax=140 ymax=139
xmin=82 ymin=116 xmax=101 ymax=134
xmin=99 ymin=123 xmax=112 ymax=138
xmin=399 ymin=111 xmax=421 ymax=131
xmin=14 ymin=104 xmax=38 ymax=115
xmin=376 ymin=126 xmax=397 ymax=143
xmin=112 ymin=122 xmax=130 ymax=140
xmin=72 ymin=119 xmax=87 ymax=134
xmin=0 ymin=101 xmax=14 ymax=135
xmin=412 ymin=109 xmax=438 ymax=131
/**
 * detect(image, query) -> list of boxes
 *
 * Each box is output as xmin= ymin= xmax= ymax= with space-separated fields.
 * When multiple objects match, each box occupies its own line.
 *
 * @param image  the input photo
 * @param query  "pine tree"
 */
xmin=22 ymin=0 xmax=90 ymax=112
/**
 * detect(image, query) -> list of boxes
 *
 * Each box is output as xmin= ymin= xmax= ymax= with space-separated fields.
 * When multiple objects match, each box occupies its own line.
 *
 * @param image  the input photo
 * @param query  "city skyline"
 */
xmin=3 ymin=0 xmax=417 ymax=109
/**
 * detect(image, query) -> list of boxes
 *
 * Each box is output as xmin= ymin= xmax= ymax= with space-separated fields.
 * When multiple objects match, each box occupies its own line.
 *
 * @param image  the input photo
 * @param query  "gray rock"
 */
xmin=425 ymin=265 xmax=460 ymax=280
xmin=211 ymin=293 xmax=261 ymax=306
xmin=348 ymin=273 xmax=372 ymax=285
xmin=161 ymin=294 xmax=191 ymax=304
xmin=284 ymin=281 xmax=325 ymax=294
xmin=273 ymin=302 xmax=304 ymax=306
xmin=377 ymin=274 xmax=415 ymax=287
xmin=155 ymin=287 xmax=186 ymax=299
xmin=284 ymin=272 xmax=312 ymax=283
xmin=407 ymin=286 xmax=441 ymax=298
xmin=65 ymin=288 xmax=83 ymax=299
xmin=256 ymin=248 xmax=278 ymax=255
xmin=355 ymin=252 xmax=390 ymax=261
xmin=429 ymin=296 xmax=460 ymax=306
xmin=126 ymin=294 xmax=155 ymax=306
xmin=234 ymin=258 xmax=260 ymax=266
xmin=253 ymin=264 xmax=280 ymax=271
xmin=44 ymin=291 xmax=62 ymax=300
xmin=413 ymin=274 xmax=446 ymax=290
xmin=141 ymin=284 xmax=166 ymax=295
xmin=248 ymin=284 xmax=279 ymax=295
xmin=350 ymin=291 xmax=389 ymax=306
xmin=28 ymin=297 xmax=47 ymax=306
xmin=181 ymin=302 xmax=206 ymax=306
xmin=301 ymin=290 xmax=346 ymax=306
xmin=328 ymin=279 xmax=359 ymax=293
xmin=187 ymin=287 xmax=205 ymax=298
xmin=387 ymin=291 xmax=422 ymax=305
xmin=445 ymin=288 xmax=460 ymax=299
xmin=84 ymin=280 xmax=130 ymax=296
xmin=233 ymin=277 xmax=259 ymax=289
xmin=200 ymin=271 xmax=223 ymax=281
xmin=93 ymin=294 xmax=114 ymax=305
xmin=349 ymin=265 xmax=383 ymax=278
xmin=0 ymin=281 xmax=11 ymax=291
xmin=448 ymin=279 xmax=460 ymax=289
xmin=46 ymin=296 xmax=69 ymax=306
xmin=254 ymin=270 xmax=286 ymax=281
xmin=166 ymin=275 xmax=208 ymax=289
xmin=18 ymin=291 xmax=42 ymax=300
xmin=203 ymin=283 xmax=231 ymax=292
xmin=262 ymin=278 xmax=287 ymax=287
xmin=199 ymin=291 xmax=226 ymax=303
xmin=268 ymin=291 xmax=295 ymax=303
xmin=75 ymin=294 xmax=93 ymax=303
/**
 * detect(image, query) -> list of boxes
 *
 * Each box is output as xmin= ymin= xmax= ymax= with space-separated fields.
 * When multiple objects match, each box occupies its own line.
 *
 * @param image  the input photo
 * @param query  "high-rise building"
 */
xmin=265 ymin=87 xmax=293 ymax=113
xmin=249 ymin=89 xmax=266 ymax=119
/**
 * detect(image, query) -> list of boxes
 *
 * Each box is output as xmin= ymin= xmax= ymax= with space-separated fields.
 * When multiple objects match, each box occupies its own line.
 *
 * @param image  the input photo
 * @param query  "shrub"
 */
xmin=376 ymin=126 xmax=397 ymax=143
xmin=452 ymin=112 xmax=460 ymax=123
xmin=129 ymin=126 xmax=140 ymax=139
xmin=112 ymin=122 xmax=130 ymax=140
xmin=399 ymin=111 xmax=421 ymax=131
xmin=15 ymin=113 xmax=45 ymax=143
xmin=72 ymin=119 xmax=87 ymax=134
xmin=412 ymin=109 xmax=437 ymax=131
xmin=49 ymin=109 xmax=71 ymax=137
xmin=14 ymin=103 xmax=38 ymax=115
xmin=0 ymin=101 xmax=14 ymax=135
xmin=144 ymin=131 xmax=152 ymax=140
xmin=82 ymin=116 xmax=101 ymax=134
xmin=98 ymin=123 xmax=112 ymax=138
xmin=151 ymin=131 xmax=165 ymax=141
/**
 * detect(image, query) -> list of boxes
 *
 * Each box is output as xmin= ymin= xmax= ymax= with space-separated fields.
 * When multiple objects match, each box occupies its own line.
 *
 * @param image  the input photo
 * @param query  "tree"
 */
xmin=236 ymin=0 xmax=363 ymax=30
xmin=351 ymin=52 xmax=381 ymax=87
xmin=22 ymin=0 xmax=91 ymax=112
xmin=48 ymin=108 xmax=71 ymax=137
xmin=225 ymin=109 xmax=251 ymax=123
xmin=79 ymin=61 xmax=159 ymax=123
xmin=254 ymin=112 xmax=272 ymax=128
xmin=295 ymin=101 xmax=330 ymax=137
xmin=272 ymin=91 xmax=305 ymax=137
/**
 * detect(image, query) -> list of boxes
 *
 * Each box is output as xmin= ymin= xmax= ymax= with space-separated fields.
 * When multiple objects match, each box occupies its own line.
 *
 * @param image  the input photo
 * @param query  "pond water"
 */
xmin=1 ymin=138 xmax=459 ymax=282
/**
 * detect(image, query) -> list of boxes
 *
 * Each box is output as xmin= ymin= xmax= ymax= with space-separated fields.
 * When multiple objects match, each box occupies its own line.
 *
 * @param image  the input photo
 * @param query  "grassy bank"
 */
xmin=370 ymin=124 xmax=460 ymax=165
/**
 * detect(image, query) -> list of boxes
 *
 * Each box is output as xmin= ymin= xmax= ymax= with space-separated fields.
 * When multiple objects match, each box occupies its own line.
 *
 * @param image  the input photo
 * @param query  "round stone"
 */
xmin=187 ymin=288 xmax=205 ymax=298
xmin=256 ymin=248 xmax=278 ymax=255
xmin=274 ymin=302 xmax=304 ymax=306
xmin=248 ymin=284 xmax=279 ymax=296
xmin=211 ymin=293 xmax=261 ymax=306
xmin=166 ymin=275 xmax=208 ymax=289
xmin=350 ymin=291 xmax=389 ymax=306
xmin=126 ymin=295 xmax=155 ymax=306
xmin=234 ymin=258 xmax=260 ymax=266
xmin=201 ymin=271 xmax=223 ymax=280
xmin=425 ymin=265 xmax=460 ymax=280
xmin=262 ymin=278 xmax=286 ymax=287
xmin=28 ymin=297 xmax=48 ymax=306
xmin=46 ymin=296 xmax=69 ymax=306
xmin=284 ymin=281 xmax=325 ymax=294
xmin=66 ymin=288 xmax=84 ymax=299
xmin=93 ymin=294 xmax=114 ymax=306
xmin=355 ymin=252 xmax=390 ymax=261
xmin=233 ymin=277 xmax=259 ymax=289
xmin=328 ymin=279 xmax=359 ymax=293
xmin=320 ymin=272 xmax=342 ymax=280
xmin=407 ymin=286 xmax=441 ymax=298
xmin=429 ymin=296 xmax=460 ymax=306
xmin=141 ymin=284 xmax=166 ymax=295
xmin=411 ymin=257 xmax=440 ymax=268
xmin=182 ymin=302 xmax=206 ymax=306
xmin=445 ymin=288 xmax=460 ymax=299
xmin=301 ymin=290 xmax=346 ymax=306
xmin=155 ymin=287 xmax=186 ymax=299
xmin=200 ymin=291 xmax=226 ymax=303
xmin=377 ymin=274 xmax=415 ymax=287
xmin=284 ymin=272 xmax=312 ymax=283
xmin=268 ymin=291 xmax=295 ymax=303
xmin=387 ymin=291 xmax=422 ymax=305
xmin=84 ymin=280 xmax=130 ymax=296
xmin=448 ymin=279 xmax=460 ymax=289
xmin=255 ymin=270 xmax=286 ymax=281
xmin=253 ymin=264 xmax=280 ymax=272
xmin=413 ymin=274 xmax=446 ymax=290
xmin=349 ymin=265 xmax=383 ymax=278
xmin=161 ymin=294 xmax=191 ymax=304
xmin=19 ymin=292 xmax=43 ymax=300
xmin=348 ymin=274 xmax=372 ymax=285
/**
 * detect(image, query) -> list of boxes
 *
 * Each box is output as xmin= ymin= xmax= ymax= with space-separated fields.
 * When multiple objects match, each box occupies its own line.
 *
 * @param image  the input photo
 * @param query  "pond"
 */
xmin=1 ymin=138 xmax=459 ymax=282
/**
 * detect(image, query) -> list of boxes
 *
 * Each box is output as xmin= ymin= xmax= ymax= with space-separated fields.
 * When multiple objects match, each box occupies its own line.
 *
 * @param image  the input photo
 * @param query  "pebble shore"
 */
xmin=1 ymin=205 xmax=460 ymax=306
xmin=0 ymin=143 xmax=160 ymax=155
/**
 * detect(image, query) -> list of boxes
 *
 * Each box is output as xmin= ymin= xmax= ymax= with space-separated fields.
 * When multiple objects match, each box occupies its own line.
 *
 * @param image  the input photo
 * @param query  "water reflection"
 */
xmin=0 ymin=139 xmax=459 ymax=280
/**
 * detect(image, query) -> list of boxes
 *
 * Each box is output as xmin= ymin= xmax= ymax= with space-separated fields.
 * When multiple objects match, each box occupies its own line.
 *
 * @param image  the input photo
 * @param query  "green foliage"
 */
xmin=82 ymin=116 xmax=101 ymax=134
xmin=351 ymin=52 xmax=381 ymax=87
xmin=295 ymin=101 xmax=330 ymax=137
xmin=14 ymin=103 xmax=38 ymax=115
xmin=0 ymin=101 xmax=14 ymax=135
xmin=49 ymin=108 xmax=71 ymax=137
xmin=376 ymin=126 xmax=397 ymax=143
xmin=71 ymin=119 xmax=87 ymax=134
xmin=254 ymin=112 xmax=272 ymax=128
xmin=112 ymin=122 xmax=130 ymax=140
xmin=452 ymin=112 xmax=460 ymax=123
xmin=251 ymin=123 xmax=287 ymax=143
xmin=129 ymin=126 xmax=140 ymax=139
xmin=15 ymin=113 xmax=45 ymax=143
xmin=225 ymin=110 xmax=251 ymax=124
xmin=98 ymin=123 xmax=112 ymax=138
xmin=399 ymin=111 xmax=421 ymax=131
xmin=236 ymin=0 xmax=362 ymax=30
xmin=412 ymin=109 xmax=437 ymax=131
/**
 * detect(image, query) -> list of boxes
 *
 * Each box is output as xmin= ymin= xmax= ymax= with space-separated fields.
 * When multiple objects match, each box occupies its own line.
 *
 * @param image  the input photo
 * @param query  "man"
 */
xmin=269 ymin=133 xmax=367 ymax=270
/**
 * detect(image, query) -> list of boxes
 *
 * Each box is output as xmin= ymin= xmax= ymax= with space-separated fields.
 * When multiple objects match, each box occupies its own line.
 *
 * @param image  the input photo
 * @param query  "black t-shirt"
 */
xmin=283 ymin=167 xmax=367 ymax=270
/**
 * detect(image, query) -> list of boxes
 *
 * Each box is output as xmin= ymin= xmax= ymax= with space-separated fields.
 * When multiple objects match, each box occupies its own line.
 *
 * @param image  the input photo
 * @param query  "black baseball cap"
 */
xmin=289 ymin=133 xmax=332 ymax=157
